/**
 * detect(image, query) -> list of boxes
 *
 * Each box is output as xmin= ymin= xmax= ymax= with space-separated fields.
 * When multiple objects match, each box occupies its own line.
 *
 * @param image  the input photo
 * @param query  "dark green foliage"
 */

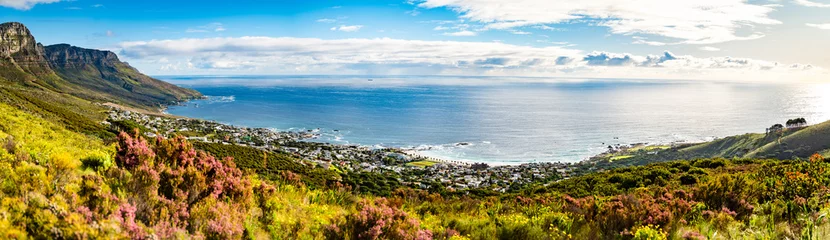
xmin=108 ymin=119 xmax=150 ymax=133
xmin=342 ymin=171 xmax=401 ymax=196
xmin=692 ymin=158 xmax=728 ymax=169
xmin=548 ymin=163 xmax=681 ymax=197
xmin=679 ymin=174 xmax=698 ymax=185
xmin=193 ymin=142 xmax=339 ymax=188
xmin=80 ymin=155 xmax=112 ymax=171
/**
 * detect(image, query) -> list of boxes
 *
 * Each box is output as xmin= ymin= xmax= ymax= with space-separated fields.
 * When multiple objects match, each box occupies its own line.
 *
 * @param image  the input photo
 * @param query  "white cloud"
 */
xmin=330 ymin=25 xmax=363 ymax=32
xmin=793 ymin=0 xmax=830 ymax=7
xmin=534 ymin=25 xmax=559 ymax=31
xmin=443 ymin=30 xmax=476 ymax=36
xmin=632 ymin=37 xmax=668 ymax=46
xmin=419 ymin=0 xmax=781 ymax=44
xmin=699 ymin=46 xmax=721 ymax=51
xmin=433 ymin=26 xmax=449 ymax=31
xmin=0 ymin=0 xmax=61 ymax=10
xmin=186 ymin=23 xmax=225 ymax=33
xmin=509 ymin=30 xmax=532 ymax=35
xmin=91 ymin=3 xmax=103 ymax=8
xmin=106 ymin=30 xmax=115 ymax=37
xmin=316 ymin=18 xmax=337 ymax=23
xmin=806 ymin=23 xmax=830 ymax=30
xmin=118 ymin=36 xmax=822 ymax=81
xmin=406 ymin=9 xmax=421 ymax=16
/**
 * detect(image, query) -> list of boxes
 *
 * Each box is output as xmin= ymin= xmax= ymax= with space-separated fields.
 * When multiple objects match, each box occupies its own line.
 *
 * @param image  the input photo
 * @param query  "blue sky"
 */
xmin=2 ymin=0 xmax=830 ymax=82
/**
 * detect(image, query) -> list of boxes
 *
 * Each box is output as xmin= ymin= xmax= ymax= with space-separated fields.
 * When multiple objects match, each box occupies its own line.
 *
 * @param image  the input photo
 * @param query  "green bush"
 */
xmin=80 ymin=153 xmax=113 ymax=171
xmin=632 ymin=225 xmax=667 ymax=240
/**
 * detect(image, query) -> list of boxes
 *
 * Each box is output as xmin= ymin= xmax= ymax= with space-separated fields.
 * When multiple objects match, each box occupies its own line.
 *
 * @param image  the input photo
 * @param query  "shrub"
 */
xmin=693 ymin=159 xmax=727 ymax=169
xmin=694 ymin=174 xmax=758 ymax=220
xmin=687 ymin=168 xmax=707 ymax=175
xmin=679 ymin=174 xmax=697 ymax=185
xmin=2 ymin=136 xmax=14 ymax=154
xmin=111 ymin=132 xmax=253 ymax=238
xmin=114 ymin=131 xmax=155 ymax=170
xmin=681 ymin=230 xmax=705 ymax=240
xmin=632 ymin=225 xmax=667 ymax=240
xmin=81 ymin=153 xmax=114 ymax=171
xmin=563 ymin=189 xmax=695 ymax=237
xmin=495 ymin=214 xmax=547 ymax=240
xmin=326 ymin=198 xmax=432 ymax=240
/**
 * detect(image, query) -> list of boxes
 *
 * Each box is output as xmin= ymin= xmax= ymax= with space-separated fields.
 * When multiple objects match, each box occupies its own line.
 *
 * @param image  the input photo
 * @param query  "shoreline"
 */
xmin=106 ymin=106 xmax=568 ymax=191
xmin=158 ymin=97 xmax=743 ymax=168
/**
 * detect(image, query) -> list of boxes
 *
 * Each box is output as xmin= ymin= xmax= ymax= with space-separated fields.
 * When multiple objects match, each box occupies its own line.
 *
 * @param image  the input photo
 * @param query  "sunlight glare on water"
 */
xmin=165 ymin=76 xmax=830 ymax=164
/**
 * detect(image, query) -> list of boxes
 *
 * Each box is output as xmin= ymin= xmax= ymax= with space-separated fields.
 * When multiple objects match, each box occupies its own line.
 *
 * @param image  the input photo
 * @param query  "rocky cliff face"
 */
xmin=0 ymin=21 xmax=201 ymax=109
xmin=0 ymin=22 xmax=53 ymax=75
xmin=43 ymin=43 xmax=202 ymax=107
xmin=44 ymin=44 xmax=121 ymax=69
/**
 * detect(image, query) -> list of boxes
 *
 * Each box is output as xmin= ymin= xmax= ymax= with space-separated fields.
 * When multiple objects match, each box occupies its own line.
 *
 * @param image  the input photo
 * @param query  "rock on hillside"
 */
xmin=0 ymin=22 xmax=54 ymax=78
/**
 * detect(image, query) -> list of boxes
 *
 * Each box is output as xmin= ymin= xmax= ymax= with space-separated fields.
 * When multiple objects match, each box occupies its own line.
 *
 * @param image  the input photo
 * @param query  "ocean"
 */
xmin=162 ymin=75 xmax=830 ymax=164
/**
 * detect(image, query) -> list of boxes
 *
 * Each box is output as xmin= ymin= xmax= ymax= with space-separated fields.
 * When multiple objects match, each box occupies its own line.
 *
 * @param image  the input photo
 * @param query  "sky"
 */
xmin=1 ymin=0 xmax=830 ymax=82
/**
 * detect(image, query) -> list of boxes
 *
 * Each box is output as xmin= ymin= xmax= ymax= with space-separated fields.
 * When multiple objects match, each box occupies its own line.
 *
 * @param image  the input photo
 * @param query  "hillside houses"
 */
xmin=106 ymin=108 xmax=571 ymax=192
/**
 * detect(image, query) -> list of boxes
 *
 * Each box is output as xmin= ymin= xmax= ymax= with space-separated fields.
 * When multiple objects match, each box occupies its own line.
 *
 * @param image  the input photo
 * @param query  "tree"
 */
xmin=768 ymin=124 xmax=784 ymax=134
xmin=786 ymin=118 xmax=807 ymax=128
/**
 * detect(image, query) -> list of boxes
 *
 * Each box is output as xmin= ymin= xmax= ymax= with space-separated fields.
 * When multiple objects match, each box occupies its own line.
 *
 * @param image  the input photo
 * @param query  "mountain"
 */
xmin=44 ymin=44 xmax=200 ymax=108
xmin=0 ymin=22 xmax=200 ymax=110
xmin=0 ymin=22 xmax=200 ymax=139
xmin=0 ymin=22 xmax=63 ymax=88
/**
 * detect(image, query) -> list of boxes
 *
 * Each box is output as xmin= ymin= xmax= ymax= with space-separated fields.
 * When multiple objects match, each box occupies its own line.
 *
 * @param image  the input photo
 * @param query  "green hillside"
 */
xmin=582 ymin=120 xmax=830 ymax=173
xmin=748 ymin=120 xmax=830 ymax=159
xmin=0 ymin=22 xmax=201 ymax=140
xmin=45 ymin=44 xmax=201 ymax=109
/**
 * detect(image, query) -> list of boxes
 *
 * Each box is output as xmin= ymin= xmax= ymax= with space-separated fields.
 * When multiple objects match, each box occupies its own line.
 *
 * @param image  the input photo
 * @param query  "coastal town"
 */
xmin=105 ymin=107 xmax=571 ymax=192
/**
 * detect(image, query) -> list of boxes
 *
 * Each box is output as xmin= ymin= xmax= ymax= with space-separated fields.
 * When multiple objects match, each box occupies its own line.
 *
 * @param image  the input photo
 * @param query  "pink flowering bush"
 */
xmin=113 ymin=203 xmax=144 ymax=239
xmin=326 ymin=198 xmax=433 ymax=240
xmin=111 ymin=131 xmax=252 ymax=239
xmin=115 ymin=131 xmax=155 ymax=170
xmin=563 ymin=188 xmax=695 ymax=237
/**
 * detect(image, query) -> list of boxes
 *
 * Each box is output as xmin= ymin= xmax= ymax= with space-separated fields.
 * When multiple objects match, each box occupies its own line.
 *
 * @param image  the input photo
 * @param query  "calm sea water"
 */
xmin=162 ymin=76 xmax=830 ymax=164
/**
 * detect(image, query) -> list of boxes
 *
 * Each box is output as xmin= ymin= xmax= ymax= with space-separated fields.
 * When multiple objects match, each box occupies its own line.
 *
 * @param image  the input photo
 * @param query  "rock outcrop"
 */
xmin=0 ymin=21 xmax=201 ymax=109
xmin=0 ymin=22 xmax=53 ymax=76
xmin=44 ymin=43 xmax=121 ymax=69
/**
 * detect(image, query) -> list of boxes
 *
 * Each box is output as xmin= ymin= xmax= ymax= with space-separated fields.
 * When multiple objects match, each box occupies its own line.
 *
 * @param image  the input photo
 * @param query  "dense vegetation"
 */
xmin=3 ymin=21 xmax=830 ymax=237
xmin=2 ymin=99 xmax=830 ymax=239
xmin=193 ymin=142 xmax=340 ymax=188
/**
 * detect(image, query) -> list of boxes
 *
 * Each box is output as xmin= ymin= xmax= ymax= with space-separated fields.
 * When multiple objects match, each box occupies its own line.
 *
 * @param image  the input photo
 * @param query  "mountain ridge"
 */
xmin=0 ymin=21 xmax=201 ymax=110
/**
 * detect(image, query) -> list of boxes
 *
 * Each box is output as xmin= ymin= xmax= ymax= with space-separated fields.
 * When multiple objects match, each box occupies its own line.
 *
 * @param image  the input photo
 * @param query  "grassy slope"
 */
xmin=0 ymin=101 xmax=110 ymax=162
xmin=44 ymin=44 xmax=202 ymax=110
xmin=672 ymin=121 xmax=830 ymax=160
xmin=0 ymin=85 xmax=113 ymax=139
xmin=679 ymin=133 xmax=775 ymax=158
xmin=747 ymin=120 xmax=830 ymax=159
xmin=578 ymin=123 xmax=828 ymax=173
xmin=52 ymin=62 xmax=200 ymax=110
